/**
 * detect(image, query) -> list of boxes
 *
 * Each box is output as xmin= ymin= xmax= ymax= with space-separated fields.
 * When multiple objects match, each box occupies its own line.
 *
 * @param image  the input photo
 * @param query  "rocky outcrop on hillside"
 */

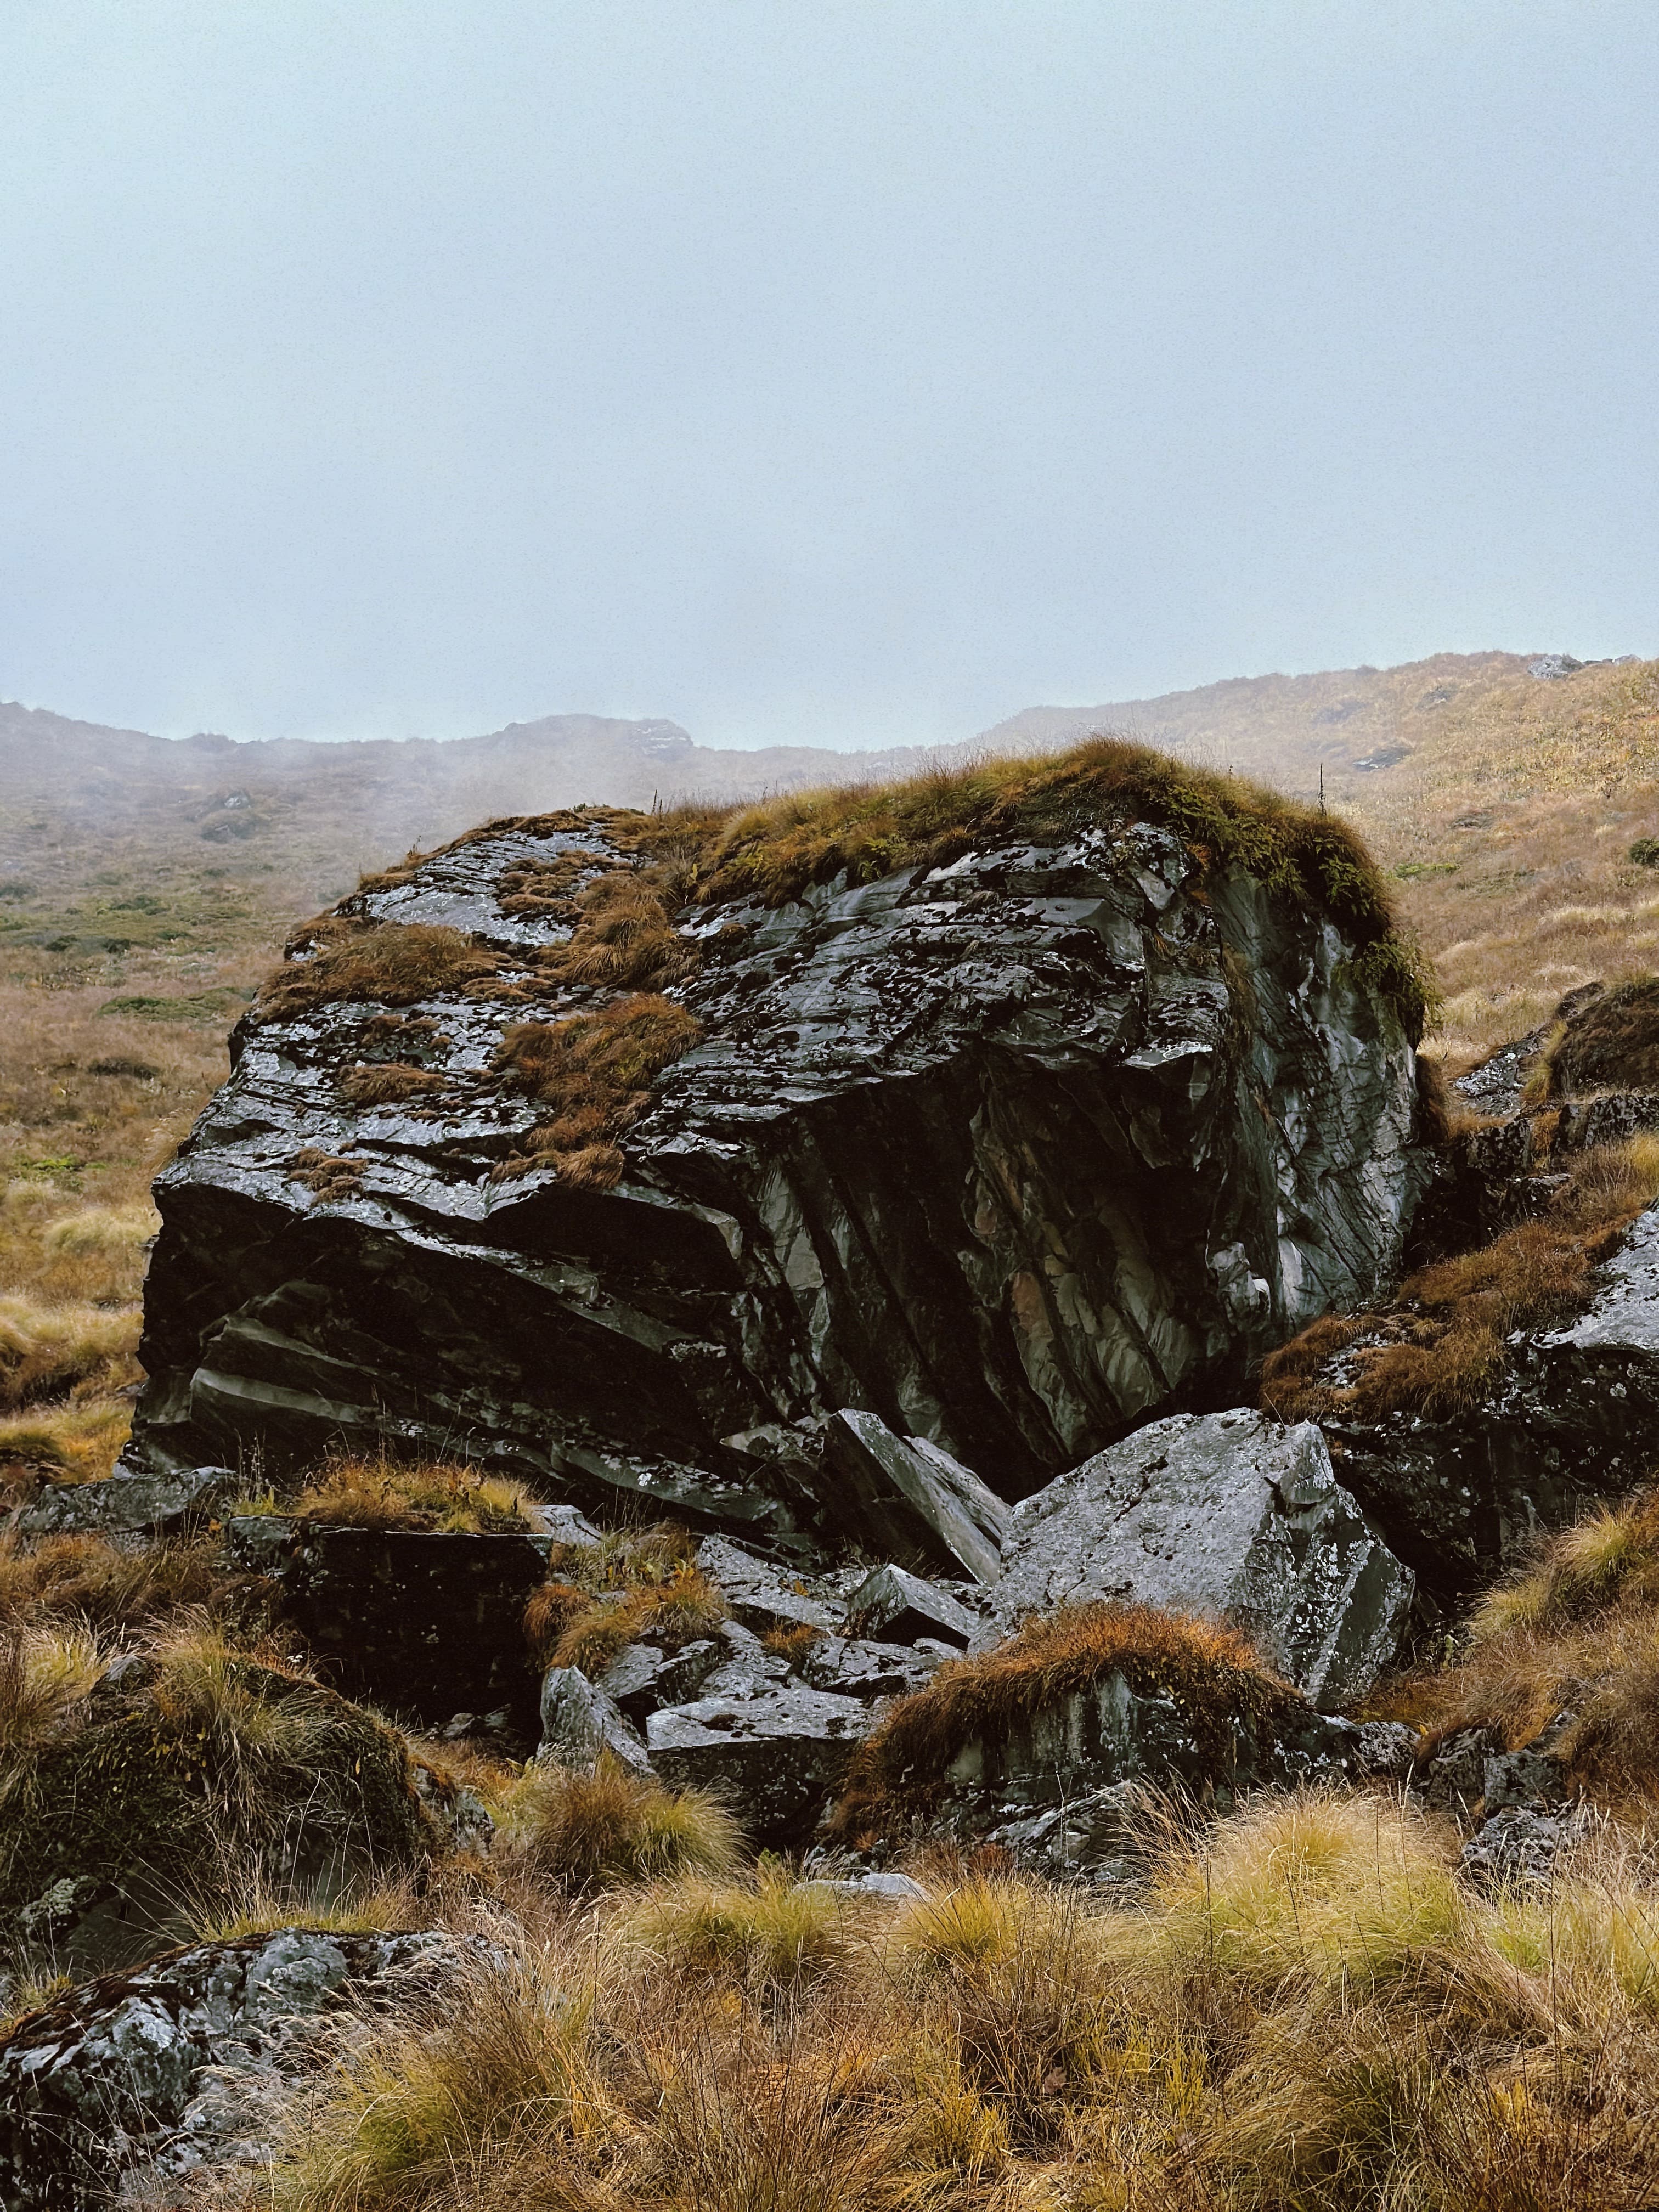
xmin=0 ymin=1927 xmax=482 ymax=2210
xmin=125 ymin=800 xmax=1427 ymax=1533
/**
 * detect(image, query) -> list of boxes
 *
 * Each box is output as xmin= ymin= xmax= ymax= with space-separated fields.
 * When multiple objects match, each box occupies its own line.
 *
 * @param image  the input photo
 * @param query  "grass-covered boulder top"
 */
xmin=127 ymin=738 xmax=1436 ymax=1534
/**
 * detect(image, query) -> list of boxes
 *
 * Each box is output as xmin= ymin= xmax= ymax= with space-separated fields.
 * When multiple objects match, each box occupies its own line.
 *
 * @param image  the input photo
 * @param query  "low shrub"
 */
xmin=495 ymin=1757 xmax=741 ymax=1892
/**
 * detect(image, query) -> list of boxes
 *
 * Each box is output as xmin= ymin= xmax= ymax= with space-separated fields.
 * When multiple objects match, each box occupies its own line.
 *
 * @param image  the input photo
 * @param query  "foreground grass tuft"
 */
xmin=495 ymin=1758 xmax=742 ymax=1893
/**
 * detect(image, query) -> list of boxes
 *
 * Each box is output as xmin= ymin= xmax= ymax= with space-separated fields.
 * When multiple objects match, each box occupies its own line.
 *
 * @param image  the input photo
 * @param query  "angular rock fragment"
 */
xmin=600 ymin=1636 xmax=725 ymax=1723
xmin=696 ymin=1534 xmax=839 ymax=1632
xmin=647 ymin=1684 xmax=871 ymax=1846
xmin=820 ymin=1412 xmax=1008 ymax=1584
xmin=974 ymin=1409 xmax=1412 ymax=1710
xmin=18 ymin=1462 xmax=235 ymax=1538
xmin=538 ymin=1667 xmax=651 ymax=1774
xmin=797 ymin=1635 xmax=941 ymax=1701
xmin=843 ymin=1561 xmax=977 ymax=1648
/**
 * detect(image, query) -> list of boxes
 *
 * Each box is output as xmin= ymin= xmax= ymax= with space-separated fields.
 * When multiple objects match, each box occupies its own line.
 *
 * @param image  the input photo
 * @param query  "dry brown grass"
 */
xmin=254 ymin=918 xmax=507 ymax=1023
xmin=548 ymin=1567 xmax=729 ymax=1677
xmin=490 ymin=992 xmax=702 ymax=1186
xmin=338 ymin=1060 xmax=450 ymax=1107
xmin=0 ymin=1528 xmax=244 ymax=1635
xmin=1402 ymin=1487 xmax=1659 ymax=1803
xmin=250 ymin=1454 xmax=549 ymax=1535
xmin=255 ymin=1788 xmax=1659 ymax=2212
xmin=1539 ymin=976 xmax=1659 ymax=1097
xmin=1262 ymin=1135 xmax=1659 ymax=1425
xmin=831 ymin=1602 xmax=1301 ymax=1844
xmin=494 ymin=1756 xmax=742 ymax=1893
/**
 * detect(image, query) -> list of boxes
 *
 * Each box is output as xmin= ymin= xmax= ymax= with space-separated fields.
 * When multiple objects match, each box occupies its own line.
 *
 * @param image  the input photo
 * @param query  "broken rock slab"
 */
xmin=16 ymin=1463 xmax=235 ymax=1539
xmin=820 ymin=1410 xmax=1008 ymax=1584
xmin=538 ymin=1667 xmax=652 ymax=1774
xmin=696 ymin=1534 xmax=840 ymax=1632
xmin=974 ymin=1409 xmax=1413 ymax=1712
xmin=647 ymin=1684 xmax=871 ymax=1847
xmin=844 ymin=1562 xmax=977 ymax=1648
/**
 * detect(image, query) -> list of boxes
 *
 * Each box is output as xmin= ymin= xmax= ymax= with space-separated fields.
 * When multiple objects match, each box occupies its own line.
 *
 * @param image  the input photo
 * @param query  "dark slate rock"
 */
xmin=1410 ymin=1726 xmax=1504 ymax=1823
xmin=647 ymin=1684 xmax=871 ymax=1847
xmin=538 ymin=1667 xmax=652 ymax=1774
xmin=1325 ymin=1204 xmax=1659 ymax=1606
xmin=599 ymin=1637 xmax=725 ymax=1724
xmin=988 ymin=1779 xmax=1158 ymax=1888
xmin=1460 ymin=1804 xmax=1589 ymax=1891
xmin=16 ymin=1463 xmax=235 ymax=1539
xmin=222 ymin=1517 xmax=548 ymax=1733
xmin=974 ymin=1410 xmax=1412 ymax=1711
xmin=820 ymin=1412 xmax=1009 ymax=1583
xmin=0 ymin=1927 xmax=481 ymax=2211
xmin=843 ymin=1564 xmax=976 ymax=1650
xmin=797 ymin=1635 xmax=941 ymax=1701
xmin=696 ymin=1534 xmax=839 ymax=1632
xmin=123 ymin=816 xmax=1426 ymax=1541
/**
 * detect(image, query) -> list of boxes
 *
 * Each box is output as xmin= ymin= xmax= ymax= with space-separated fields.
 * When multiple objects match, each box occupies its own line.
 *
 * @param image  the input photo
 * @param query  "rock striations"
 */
xmin=123 ymin=756 xmax=1431 ymax=1537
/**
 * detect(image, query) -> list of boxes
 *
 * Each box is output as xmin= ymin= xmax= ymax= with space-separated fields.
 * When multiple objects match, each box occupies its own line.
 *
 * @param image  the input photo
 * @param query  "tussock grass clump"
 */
xmin=496 ymin=1757 xmax=742 ymax=1893
xmin=0 ymin=1613 xmax=427 ymax=1931
xmin=39 ymin=1199 xmax=157 ymax=1255
xmin=270 ymin=1454 xmax=549 ymax=1535
xmin=0 ymin=1620 xmax=106 ymax=1755
xmin=832 ymin=1602 xmax=1301 ymax=1842
xmin=0 ymin=1529 xmax=240 ymax=1635
xmin=1403 ymin=1487 xmax=1659 ymax=1801
xmin=623 ymin=1860 xmax=860 ymax=1991
xmin=522 ymin=1522 xmax=724 ymax=1671
xmin=0 ymin=1291 xmax=138 ymax=1411
xmin=255 ymin=1786 xmax=1659 ymax=2210
xmin=490 ymin=992 xmax=703 ymax=1187
xmin=1263 ymin=1134 xmax=1659 ymax=1425
xmin=254 ymin=918 xmax=506 ymax=1023
xmin=338 ymin=1061 xmax=450 ymax=1107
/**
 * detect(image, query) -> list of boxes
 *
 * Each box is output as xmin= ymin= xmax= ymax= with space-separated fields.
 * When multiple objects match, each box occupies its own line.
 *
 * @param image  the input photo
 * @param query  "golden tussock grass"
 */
xmin=1406 ymin=1487 xmax=1659 ymax=1803
xmin=548 ymin=1566 xmax=728 ymax=1677
xmin=0 ymin=1528 xmax=241 ymax=1635
xmin=0 ymin=1291 xmax=139 ymax=1412
xmin=252 ymin=1788 xmax=1659 ymax=2212
xmin=245 ymin=1453 xmax=549 ymax=1535
xmin=490 ymin=991 xmax=703 ymax=1187
xmin=253 ymin=917 xmax=507 ymax=1023
xmin=494 ymin=1756 xmax=742 ymax=1894
xmin=831 ymin=1602 xmax=1300 ymax=1844
xmin=338 ymin=1060 xmax=450 ymax=1107
xmin=1262 ymin=1135 xmax=1659 ymax=1425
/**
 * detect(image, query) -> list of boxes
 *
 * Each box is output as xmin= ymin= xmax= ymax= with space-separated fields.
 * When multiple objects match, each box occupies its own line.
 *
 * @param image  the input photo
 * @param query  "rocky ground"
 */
xmin=9 ymin=748 xmax=1659 ymax=2207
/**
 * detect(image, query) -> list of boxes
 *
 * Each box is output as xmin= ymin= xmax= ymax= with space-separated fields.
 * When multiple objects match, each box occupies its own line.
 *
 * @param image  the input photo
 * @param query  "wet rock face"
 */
xmin=1321 ymin=1206 xmax=1659 ymax=1607
xmin=128 ymin=812 xmax=1423 ymax=1525
xmin=0 ymin=1927 xmax=479 ymax=2210
xmin=975 ymin=1410 xmax=1414 ymax=1711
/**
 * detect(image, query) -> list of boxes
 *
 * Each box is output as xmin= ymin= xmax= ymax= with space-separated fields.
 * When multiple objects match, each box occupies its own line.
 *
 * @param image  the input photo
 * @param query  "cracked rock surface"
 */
xmin=974 ymin=1409 xmax=1414 ymax=1710
xmin=126 ymin=813 xmax=1425 ymax=1530
xmin=0 ymin=1927 xmax=482 ymax=2210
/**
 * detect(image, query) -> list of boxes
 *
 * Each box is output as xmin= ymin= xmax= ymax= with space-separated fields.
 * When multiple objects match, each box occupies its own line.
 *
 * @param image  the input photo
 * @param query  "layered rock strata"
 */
xmin=126 ymin=802 xmax=1427 ymax=1528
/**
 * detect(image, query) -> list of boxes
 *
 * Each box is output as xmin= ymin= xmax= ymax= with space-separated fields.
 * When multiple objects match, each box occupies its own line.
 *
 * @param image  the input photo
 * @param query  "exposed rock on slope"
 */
xmin=126 ymin=752 xmax=1430 ymax=1526
xmin=974 ymin=1409 xmax=1413 ymax=1711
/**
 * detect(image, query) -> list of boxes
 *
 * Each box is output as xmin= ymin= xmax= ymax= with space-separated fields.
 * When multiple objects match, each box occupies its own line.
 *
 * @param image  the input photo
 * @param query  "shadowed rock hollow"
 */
xmin=125 ymin=745 xmax=1432 ymax=1531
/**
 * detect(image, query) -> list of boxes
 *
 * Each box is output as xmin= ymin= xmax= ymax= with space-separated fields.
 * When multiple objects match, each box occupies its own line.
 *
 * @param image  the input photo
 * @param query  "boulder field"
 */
xmin=121 ymin=777 xmax=1431 ymax=1537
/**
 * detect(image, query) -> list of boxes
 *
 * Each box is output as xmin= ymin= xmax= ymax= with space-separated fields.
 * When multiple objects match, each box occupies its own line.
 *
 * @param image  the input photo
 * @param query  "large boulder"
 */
xmin=974 ymin=1410 xmax=1413 ymax=1710
xmin=0 ymin=1927 xmax=478 ymax=2210
xmin=647 ymin=1683 xmax=871 ymax=1847
xmin=123 ymin=781 xmax=1426 ymax=1533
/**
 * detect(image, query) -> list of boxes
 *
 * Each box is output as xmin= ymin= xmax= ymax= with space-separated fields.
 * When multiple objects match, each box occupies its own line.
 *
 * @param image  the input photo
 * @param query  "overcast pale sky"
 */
xmin=1 ymin=3 xmax=1654 ymax=749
